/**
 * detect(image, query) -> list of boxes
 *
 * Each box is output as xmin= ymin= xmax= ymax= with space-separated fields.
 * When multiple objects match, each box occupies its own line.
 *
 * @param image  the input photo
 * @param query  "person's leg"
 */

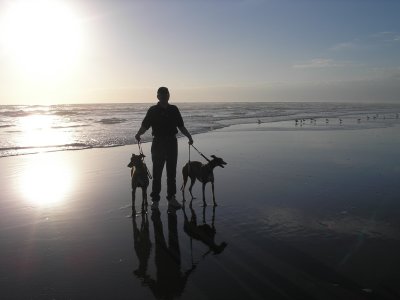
xmin=151 ymin=139 xmax=165 ymax=203
xmin=166 ymin=138 xmax=178 ymax=200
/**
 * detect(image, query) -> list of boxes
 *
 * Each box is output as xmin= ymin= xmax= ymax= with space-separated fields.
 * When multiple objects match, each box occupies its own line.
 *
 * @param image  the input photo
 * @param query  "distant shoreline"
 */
xmin=1 ymin=102 xmax=400 ymax=158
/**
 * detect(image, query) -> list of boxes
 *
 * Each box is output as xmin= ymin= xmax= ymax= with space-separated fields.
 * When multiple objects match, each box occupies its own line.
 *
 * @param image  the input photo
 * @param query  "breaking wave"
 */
xmin=97 ymin=118 xmax=128 ymax=124
xmin=1 ymin=102 xmax=400 ymax=157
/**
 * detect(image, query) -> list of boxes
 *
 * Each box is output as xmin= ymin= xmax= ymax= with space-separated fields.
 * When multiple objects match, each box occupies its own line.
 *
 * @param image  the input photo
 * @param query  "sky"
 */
xmin=0 ymin=0 xmax=400 ymax=104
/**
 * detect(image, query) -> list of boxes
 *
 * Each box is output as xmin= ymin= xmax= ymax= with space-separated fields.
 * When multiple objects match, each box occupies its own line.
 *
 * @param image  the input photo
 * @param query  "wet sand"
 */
xmin=1 ymin=123 xmax=400 ymax=299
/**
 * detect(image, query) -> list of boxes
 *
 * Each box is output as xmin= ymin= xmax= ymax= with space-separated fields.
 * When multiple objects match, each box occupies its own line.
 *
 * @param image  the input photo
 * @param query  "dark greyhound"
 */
xmin=181 ymin=155 xmax=226 ymax=206
xmin=128 ymin=153 xmax=149 ymax=213
xmin=181 ymin=155 xmax=227 ymax=206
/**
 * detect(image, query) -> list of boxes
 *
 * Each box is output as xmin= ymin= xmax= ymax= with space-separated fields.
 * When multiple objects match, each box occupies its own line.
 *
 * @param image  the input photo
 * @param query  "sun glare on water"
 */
xmin=19 ymin=154 xmax=75 ymax=207
xmin=17 ymin=114 xmax=73 ymax=148
xmin=16 ymin=114 xmax=76 ymax=207
xmin=0 ymin=0 xmax=85 ymax=80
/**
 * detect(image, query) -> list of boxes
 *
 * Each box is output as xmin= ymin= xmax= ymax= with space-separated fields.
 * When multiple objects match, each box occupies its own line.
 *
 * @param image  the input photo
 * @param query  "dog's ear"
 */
xmin=211 ymin=155 xmax=216 ymax=159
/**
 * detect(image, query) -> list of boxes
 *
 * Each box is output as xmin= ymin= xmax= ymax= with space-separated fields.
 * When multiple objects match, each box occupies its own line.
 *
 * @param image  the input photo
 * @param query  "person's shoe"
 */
xmin=151 ymin=201 xmax=159 ymax=210
xmin=167 ymin=196 xmax=182 ymax=209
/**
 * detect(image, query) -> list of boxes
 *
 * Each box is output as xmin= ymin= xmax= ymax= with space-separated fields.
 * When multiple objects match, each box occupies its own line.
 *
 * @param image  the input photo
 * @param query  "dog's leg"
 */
xmin=188 ymin=176 xmax=197 ymax=200
xmin=182 ymin=185 xmax=186 ymax=202
xmin=142 ymin=187 xmax=148 ymax=213
xmin=181 ymin=165 xmax=189 ymax=202
xmin=189 ymin=197 xmax=194 ymax=208
xmin=211 ymin=181 xmax=217 ymax=206
xmin=131 ymin=186 xmax=137 ymax=215
xmin=202 ymin=183 xmax=207 ymax=207
xmin=140 ymin=187 xmax=144 ymax=212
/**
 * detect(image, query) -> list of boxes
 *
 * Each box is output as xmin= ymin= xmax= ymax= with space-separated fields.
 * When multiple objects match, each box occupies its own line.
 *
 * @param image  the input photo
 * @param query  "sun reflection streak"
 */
xmin=19 ymin=154 xmax=75 ymax=207
xmin=17 ymin=114 xmax=73 ymax=149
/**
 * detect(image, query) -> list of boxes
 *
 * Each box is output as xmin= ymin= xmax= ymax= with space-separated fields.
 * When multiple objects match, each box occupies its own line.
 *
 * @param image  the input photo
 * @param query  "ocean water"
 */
xmin=1 ymin=102 xmax=400 ymax=157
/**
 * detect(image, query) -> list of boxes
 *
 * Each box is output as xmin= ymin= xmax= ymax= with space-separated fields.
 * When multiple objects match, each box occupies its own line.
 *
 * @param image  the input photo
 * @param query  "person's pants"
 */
xmin=150 ymin=136 xmax=178 ymax=201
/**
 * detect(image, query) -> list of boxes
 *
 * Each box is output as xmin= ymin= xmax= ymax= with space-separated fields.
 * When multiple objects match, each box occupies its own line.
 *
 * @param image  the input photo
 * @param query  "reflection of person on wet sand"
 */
xmin=146 ymin=209 xmax=196 ymax=300
xmin=183 ymin=205 xmax=227 ymax=256
xmin=132 ymin=213 xmax=151 ymax=281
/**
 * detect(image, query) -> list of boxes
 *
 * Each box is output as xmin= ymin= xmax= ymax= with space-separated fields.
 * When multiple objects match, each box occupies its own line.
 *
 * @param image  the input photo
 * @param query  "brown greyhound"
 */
xmin=128 ymin=153 xmax=149 ymax=212
xmin=181 ymin=155 xmax=227 ymax=206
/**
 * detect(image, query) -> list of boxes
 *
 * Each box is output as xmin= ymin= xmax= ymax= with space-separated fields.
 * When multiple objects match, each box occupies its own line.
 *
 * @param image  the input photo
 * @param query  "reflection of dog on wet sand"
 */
xmin=183 ymin=205 xmax=227 ymax=255
xmin=181 ymin=155 xmax=227 ymax=206
xmin=131 ymin=207 xmax=227 ymax=299
xmin=132 ymin=213 xmax=151 ymax=279
xmin=136 ymin=210 xmax=196 ymax=299
xmin=128 ymin=153 xmax=149 ymax=212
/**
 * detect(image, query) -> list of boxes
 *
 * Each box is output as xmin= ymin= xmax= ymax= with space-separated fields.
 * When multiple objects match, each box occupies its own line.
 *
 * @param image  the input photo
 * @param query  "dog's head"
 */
xmin=210 ymin=155 xmax=227 ymax=168
xmin=212 ymin=242 xmax=228 ymax=254
xmin=127 ymin=153 xmax=145 ymax=168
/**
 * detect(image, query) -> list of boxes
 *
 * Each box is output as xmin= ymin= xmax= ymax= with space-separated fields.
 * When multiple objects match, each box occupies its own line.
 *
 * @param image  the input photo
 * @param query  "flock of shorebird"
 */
xmin=293 ymin=113 xmax=399 ymax=126
xmin=255 ymin=113 xmax=399 ymax=126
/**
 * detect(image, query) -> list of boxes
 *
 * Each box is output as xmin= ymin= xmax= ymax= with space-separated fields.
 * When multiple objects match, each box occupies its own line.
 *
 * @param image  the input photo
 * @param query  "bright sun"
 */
xmin=0 ymin=0 xmax=84 ymax=80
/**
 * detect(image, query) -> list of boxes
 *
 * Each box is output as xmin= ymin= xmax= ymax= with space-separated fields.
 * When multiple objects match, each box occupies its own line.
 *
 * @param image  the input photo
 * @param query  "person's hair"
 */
xmin=157 ymin=87 xmax=169 ymax=95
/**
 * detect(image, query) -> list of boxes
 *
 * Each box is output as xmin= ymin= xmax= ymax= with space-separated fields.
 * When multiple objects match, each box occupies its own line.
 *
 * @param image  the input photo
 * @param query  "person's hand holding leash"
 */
xmin=135 ymin=133 xmax=141 ymax=142
xmin=188 ymin=136 xmax=193 ymax=145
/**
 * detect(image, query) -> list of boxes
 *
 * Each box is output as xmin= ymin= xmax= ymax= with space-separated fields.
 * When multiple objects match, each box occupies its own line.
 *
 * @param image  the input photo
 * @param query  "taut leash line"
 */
xmin=188 ymin=143 xmax=191 ymax=176
xmin=190 ymin=144 xmax=211 ymax=163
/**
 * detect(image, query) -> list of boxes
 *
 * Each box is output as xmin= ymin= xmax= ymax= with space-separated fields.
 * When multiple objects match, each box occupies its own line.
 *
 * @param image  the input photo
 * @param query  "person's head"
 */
xmin=157 ymin=87 xmax=170 ymax=103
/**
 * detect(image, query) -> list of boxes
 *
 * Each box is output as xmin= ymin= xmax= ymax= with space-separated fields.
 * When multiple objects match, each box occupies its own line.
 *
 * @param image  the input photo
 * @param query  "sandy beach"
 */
xmin=1 ymin=122 xmax=400 ymax=299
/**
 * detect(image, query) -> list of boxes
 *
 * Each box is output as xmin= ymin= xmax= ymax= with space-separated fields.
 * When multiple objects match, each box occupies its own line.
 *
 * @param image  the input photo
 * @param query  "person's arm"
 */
xmin=178 ymin=126 xmax=193 ymax=145
xmin=175 ymin=106 xmax=193 ymax=145
xmin=135 ymin=126 xmax=148 ymax=142
xmin=136 ymin=108 xmax=152 ymax=141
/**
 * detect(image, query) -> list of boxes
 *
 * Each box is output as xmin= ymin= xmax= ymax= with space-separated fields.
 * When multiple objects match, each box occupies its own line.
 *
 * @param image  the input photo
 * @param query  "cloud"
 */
xmin=331 ymin=31 xmax=400 ymax=52
xmin=369 ymin=31 xmax=394 ymax=38
xmin=370 ymin=67 xmax=400 ymax=80
xmin=390 ymin=35 xmax=400 ymax=42
xmin=370 ymin=31 xmax=400 ymax=43
xmin=170 ymin=72 xmax=400 ymax=102
xmin=292 ymin=58 xmax=354 ymax=69
xmin=330 ymin=42 xmax=357 ymax=51
xmin=391 ymin=68 xmax=400 ymax=79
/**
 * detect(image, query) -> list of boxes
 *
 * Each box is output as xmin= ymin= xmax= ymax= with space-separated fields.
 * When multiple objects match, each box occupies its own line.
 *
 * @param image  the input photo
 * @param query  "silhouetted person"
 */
xmin=146 ymin=209 xmax=196 ymax=300
xmin=135 ymin=87 xmax=193 ymax=210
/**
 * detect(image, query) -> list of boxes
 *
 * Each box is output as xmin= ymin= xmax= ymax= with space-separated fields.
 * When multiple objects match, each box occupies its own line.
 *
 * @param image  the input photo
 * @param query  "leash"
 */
xmin=138 ymin=140 xmax=144 ymax=156
xmin=187 ymin=143 xmax=210 ymax=177
xmin=190 ymin=144 xmax=211 ymax=163
xmin=188 ymin=143 xmax=191 ymax=175
xmin=137 ymin=141 xmax=152 ymax=179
